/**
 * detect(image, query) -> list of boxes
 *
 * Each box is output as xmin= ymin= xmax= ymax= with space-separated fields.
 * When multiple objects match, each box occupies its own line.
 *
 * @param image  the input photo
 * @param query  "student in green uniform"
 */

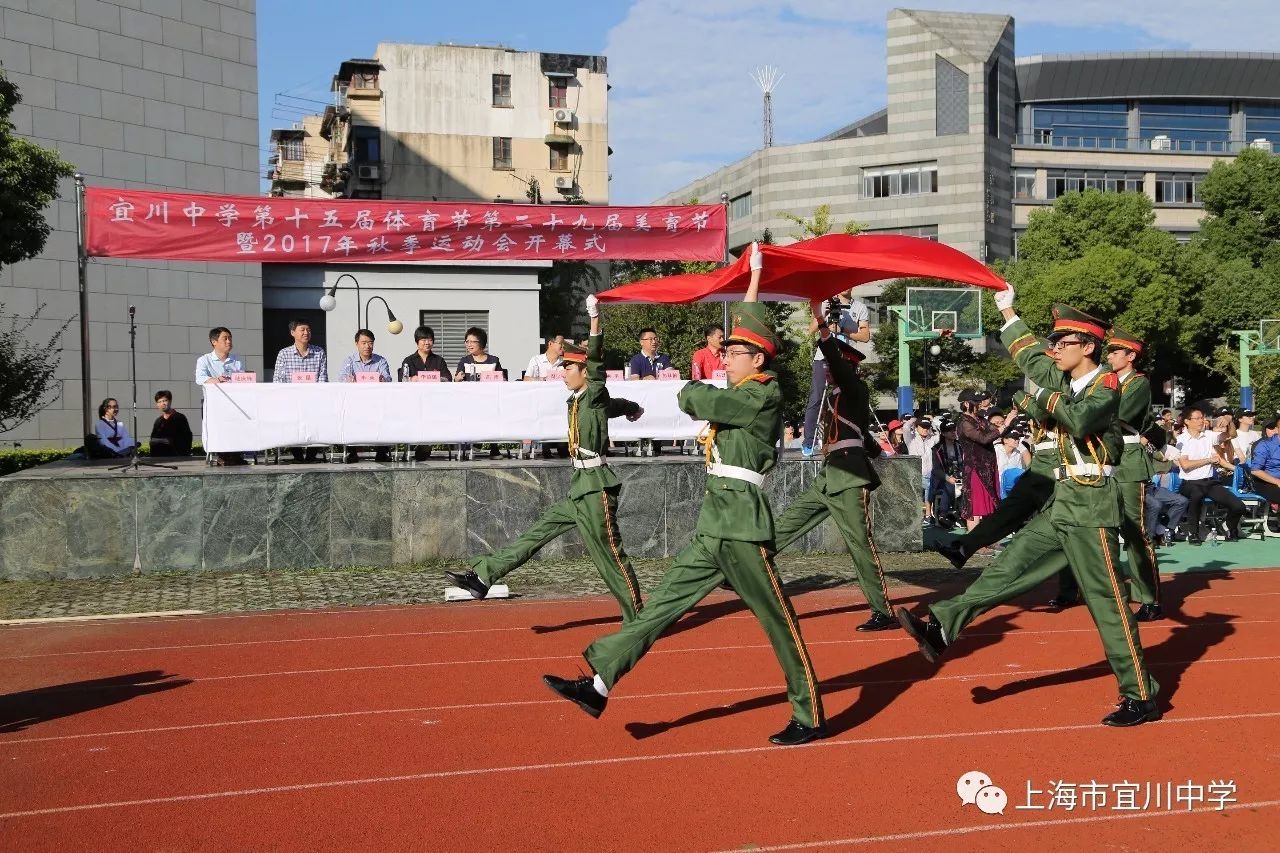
xmin=898 ymin=288 xmax=1161 ymax=727
xmin=773 ymin=299 xmax=895 ymax=631
xmin=445 ymin=295 xmax=646 ymax=622
xmin=543 ymin=244 xmax=827 ymax=746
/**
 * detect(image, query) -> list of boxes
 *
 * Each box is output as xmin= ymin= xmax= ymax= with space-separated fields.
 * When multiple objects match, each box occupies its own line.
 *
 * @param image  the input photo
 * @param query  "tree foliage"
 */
xmin=0 ymin=304 xmax=69 ymax=433
xmin=0 ymin=71 xmax=74 ymax=271
xmin=780 ymin=203 xmax=863 ymax=240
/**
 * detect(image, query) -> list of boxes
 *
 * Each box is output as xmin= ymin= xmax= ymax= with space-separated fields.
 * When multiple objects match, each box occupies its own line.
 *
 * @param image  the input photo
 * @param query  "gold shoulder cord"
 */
xmin=1058 ymin=372 xmax=1111 ymax=486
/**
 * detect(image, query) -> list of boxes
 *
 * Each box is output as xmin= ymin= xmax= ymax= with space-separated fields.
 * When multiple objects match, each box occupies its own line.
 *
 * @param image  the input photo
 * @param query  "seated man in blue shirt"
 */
xmin=339 ymin=328 xmax=393 ymax=463
xmin=1249 ymin=417 xmax=1280 ymax=532
xmin=195 ymin=326 xmax=248 ymax=466
xmin=627 ymin=328 xmax=671 ymax=380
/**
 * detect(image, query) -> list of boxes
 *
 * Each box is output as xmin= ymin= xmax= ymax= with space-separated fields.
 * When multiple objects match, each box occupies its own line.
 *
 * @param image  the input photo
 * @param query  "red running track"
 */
xmin=1 ymin=567 xmax=1278 ymax=851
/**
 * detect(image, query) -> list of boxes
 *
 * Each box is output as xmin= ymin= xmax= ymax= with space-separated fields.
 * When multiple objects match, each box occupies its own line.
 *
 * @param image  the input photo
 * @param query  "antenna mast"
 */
xmin=751 ymin=66 xmax=783 ymax=148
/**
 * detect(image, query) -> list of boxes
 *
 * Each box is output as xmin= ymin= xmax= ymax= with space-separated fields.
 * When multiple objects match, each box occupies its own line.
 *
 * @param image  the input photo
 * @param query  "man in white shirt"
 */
xmin=802 ymin=291 xmax=870 ymax=456
xmin=904 ymin=415 xmax=938 ymax=524
xmin=194 ymin=326 xmax=247 ymax=466
xmin=524 ymin=335 xmax=565 ymax=380
xmin=1177 ymin=406 xmax=1246 ymax=542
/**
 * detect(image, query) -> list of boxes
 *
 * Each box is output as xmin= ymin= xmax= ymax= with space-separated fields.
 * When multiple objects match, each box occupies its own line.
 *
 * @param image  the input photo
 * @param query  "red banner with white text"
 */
xmin=83 ymin=188 xmax=727 ymax=263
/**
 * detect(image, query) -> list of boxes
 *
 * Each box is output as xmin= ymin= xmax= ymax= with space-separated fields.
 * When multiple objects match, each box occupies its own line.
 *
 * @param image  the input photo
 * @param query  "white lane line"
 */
xmin=4 ymin=565 xmax=1274 ymax=631
xmin=0 ymin=611 xmax=204 ymax=626
xmin=2 ymin=711 xmax=1278 ymax=820
xmin=3 ymin=653 xmax=1276 ymax=746
xmin=4 ymin=615 xmax=1276 ymax=662
xmin=711 ymin=798 xmax=1280 ymax=851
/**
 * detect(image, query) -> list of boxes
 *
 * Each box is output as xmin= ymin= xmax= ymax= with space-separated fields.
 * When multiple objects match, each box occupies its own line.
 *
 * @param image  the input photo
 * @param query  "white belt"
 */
xmin=1033 ymin=440 xmax=1058 ymax=452
xmin=573 ymin=457 xmax=605 ymax=470
xmin=826 ymin=438 xmax=863 ymax=452
xmin=707 ymin=463 xmax=765 ymax=487
xmin=1054 ymin=463 xmax=1114 ymax=480
xmin=1122 ymin=435 xmax=1141 ymax=445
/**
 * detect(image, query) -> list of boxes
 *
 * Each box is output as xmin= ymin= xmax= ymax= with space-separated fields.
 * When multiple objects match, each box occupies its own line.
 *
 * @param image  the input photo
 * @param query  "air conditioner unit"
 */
xmin=357 ymin=165 xmax=380 ymax=181
xmin=553 ymin=176 xmax=574 ymax=190
xmin=1250 ymin=137 xmax=1272 ymax=152
xmin=553 ymin=108 xmax=575 ymax=124
xmin=1150 ymin=134 xmax=1172 ymax=151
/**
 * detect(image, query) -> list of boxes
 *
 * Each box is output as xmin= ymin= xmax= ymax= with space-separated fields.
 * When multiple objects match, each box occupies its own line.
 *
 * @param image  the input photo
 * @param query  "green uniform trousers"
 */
xmin=929 ymin=511 xmax=1159 ymax=703
xmin=956 ymin=469 xmax=1053 ymax=552
xmin=584 ymin=533 xmax=825 ymax=728
xmin=472 ymin=486 xmax=643 ymax=622
xmin=774 ymin=476 xmax=891 ymax=617
xmin=1055 ymin=481 xmax=1161 ymax=605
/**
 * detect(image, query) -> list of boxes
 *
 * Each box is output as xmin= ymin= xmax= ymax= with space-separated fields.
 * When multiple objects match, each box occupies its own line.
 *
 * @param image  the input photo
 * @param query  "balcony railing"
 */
xmin=1015 ymin=133 xmax=1275 ymax=154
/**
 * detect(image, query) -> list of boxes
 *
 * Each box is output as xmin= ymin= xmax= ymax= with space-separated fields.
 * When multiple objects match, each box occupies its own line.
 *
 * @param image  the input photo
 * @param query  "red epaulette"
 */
xmin=748 ymin=373 xmax=774 ymax=385
xmin=1103 ymin=373 xmax=1120 ymax=392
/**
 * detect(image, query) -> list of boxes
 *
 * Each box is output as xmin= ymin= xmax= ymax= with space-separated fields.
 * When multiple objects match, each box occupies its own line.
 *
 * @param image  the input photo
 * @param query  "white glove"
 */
xmin=749 ymin=241 xmax=763 ymax=272
xmin=994 ymin=283 xmax=1015 ymax=311
xmin=585 ymin=293 xmax=599 ymax=318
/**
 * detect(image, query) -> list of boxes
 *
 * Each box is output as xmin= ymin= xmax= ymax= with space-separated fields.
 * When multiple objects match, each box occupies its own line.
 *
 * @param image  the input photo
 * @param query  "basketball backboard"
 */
xmin=904 ymin=287 xmax=982 ymax=339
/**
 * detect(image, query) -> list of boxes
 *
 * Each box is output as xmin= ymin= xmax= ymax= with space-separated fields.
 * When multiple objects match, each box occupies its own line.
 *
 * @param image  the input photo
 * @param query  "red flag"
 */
xmin=596 ymin=234 xmax=1008 ymax=303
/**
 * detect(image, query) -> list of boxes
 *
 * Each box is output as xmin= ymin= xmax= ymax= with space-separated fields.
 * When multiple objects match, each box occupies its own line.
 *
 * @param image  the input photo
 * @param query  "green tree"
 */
xmin=0 ymin=71 xmax=74 ymax=433
xmin=780 ymin=203 xmax=863 ymax=240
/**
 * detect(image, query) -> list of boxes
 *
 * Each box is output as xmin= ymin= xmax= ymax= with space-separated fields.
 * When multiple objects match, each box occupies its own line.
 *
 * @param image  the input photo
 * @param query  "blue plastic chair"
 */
xmin=1231 ymin=464 xmax=1274 ymax=539
xmin=1000 ymin=466 xmax=1024 ymax=500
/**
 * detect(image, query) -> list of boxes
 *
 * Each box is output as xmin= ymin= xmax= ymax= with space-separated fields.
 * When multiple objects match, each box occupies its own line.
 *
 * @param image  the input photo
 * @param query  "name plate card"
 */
xmin=411 ymin=371 xmax=441 ymax=383
xmin=291 ymin=372 xmax=317 ymax=383
xmin=544 ymin=369 xmax=565 ymax=381
xmin=479 ymin=370 xmax=506 ymax=383
xmin=606 ymin=370 xmax=624 ymax=382
xmin=230 ymin=372 xmax=256 ymax=383
xmin=658 ymin=369 xmax=681 ymax=380
xmin=355 ymin=372 xmax=382 ymax=384
xmin=712 ymin=370 xmax=727 ymax=380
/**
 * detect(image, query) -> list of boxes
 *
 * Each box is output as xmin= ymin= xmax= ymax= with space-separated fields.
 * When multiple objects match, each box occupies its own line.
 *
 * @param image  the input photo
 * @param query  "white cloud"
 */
xmin=603 ymin=0 xmax=1280 ymax=203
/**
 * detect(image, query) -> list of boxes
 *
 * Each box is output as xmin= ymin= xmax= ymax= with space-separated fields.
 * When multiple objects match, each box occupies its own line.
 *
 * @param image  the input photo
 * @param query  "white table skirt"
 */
xmin=200 ymin=380 xmax=723 ymax=452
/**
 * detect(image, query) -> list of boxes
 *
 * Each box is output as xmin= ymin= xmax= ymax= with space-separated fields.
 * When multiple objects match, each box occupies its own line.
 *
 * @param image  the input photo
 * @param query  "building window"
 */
xmin=1046 ymin=170 xmax=1143 ymax=199
xmin=492 ymin=74 xmax=512 ymax=107
xmin=352 ymin=126 xmax=380 ymax=163
xmin=1154 ymin=173 xmax=1203 ymax=204
xmin=349 ymin=70 xmax=378 ymax=90
xmin=1027 ymin=101 xmax=1128 ymax=148
xmin=549 ymin=145 xmax=570 ymax=171
xmin=1244 ymin=102 xmax=1280 ymax=144
xmin=549 ymin=78 xmax=568 ymax=109
xmin=1139 ymin=101 xmax=1230 ymax=152
xmin=493 ymin=137 xmax=513 ymax=170
xmin=862 ymin=162 xmax=938 ymax=198
xmin=986 ymin=60 xmax=1000 ymax=138
xmin=935 ymin=55 xmax=969 ymax=136
xmin=729 ymin=192 xmax=752 ymax=219
xmin=419 ymin=310 xmax=490 ymax=368
xmin=280 ymin=138 xmax=304 ymax=161
xmin=1013 ymin=169 xmax=1036 ymax=199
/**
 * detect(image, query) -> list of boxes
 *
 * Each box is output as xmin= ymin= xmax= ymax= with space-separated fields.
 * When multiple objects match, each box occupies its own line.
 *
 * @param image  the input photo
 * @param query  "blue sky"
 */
xmin=256 ymin=0 xmax=1276 ymax=204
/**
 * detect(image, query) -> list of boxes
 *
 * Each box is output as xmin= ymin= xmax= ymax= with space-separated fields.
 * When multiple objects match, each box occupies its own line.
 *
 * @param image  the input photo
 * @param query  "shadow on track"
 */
xmin=0 ymin=670 xmax=192 ymax=734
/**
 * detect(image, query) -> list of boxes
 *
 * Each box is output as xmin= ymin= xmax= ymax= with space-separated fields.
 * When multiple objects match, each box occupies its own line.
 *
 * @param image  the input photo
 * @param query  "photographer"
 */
xmin=930 ymin=417 xmax=963 ymax=528
xmin=905 ymin=415 xmax=939 ymax=525
xmin=956 ymin=389 xmax=1001 ymax=530
xmin=801 ymin=289 xmax=870 ymax=456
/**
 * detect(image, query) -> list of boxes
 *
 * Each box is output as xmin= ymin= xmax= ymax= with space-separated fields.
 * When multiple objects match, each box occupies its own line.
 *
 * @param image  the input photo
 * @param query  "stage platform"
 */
xmin=0 ymin=453 xmax=922 ymax=580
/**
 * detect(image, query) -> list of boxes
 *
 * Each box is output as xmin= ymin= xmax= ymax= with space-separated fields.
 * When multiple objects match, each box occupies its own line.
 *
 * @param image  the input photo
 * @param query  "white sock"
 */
xmin=592 ymin=674 xmax=609 ymax=697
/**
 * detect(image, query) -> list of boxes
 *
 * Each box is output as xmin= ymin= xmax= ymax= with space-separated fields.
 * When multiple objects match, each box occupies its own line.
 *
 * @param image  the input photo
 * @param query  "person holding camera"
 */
xmin=801 ymin=289 xmax=870 ymax=457
xmin=956 ymin=389 xmax=1001 ymax=530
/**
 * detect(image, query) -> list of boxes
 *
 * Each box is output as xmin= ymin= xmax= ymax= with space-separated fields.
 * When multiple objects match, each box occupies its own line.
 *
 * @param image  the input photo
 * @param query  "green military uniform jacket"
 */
xmin=999 ymin=320 xmax=1068 ymax=483
xmin=567 ymin=332 xmax=640 ymax=500
xmin=679 ymin=371 xmax=781 ymax=543
xmin=817 ymin=335 xmax=881 ymax=493
xmin=1004 ymin=317 xmax=1123 ymax=528
xmin=1112 ymin=369 xmax=1155 ymax=483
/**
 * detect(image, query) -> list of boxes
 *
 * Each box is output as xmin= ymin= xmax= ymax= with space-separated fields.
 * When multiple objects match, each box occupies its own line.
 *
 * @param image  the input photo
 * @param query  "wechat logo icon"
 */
xmin=957 ymin=771 xmax=1007 ymax=816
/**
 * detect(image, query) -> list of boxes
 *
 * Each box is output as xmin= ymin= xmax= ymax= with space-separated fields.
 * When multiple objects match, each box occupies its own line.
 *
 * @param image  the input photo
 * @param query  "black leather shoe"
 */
xmin=542 ymin=674 xmax=606 ymax=718
xmin=1134 ymin=602 xmax=1164 ymax=622
xmin=1169 ymin=531 xmax=1188 ymax=542
xmin=1148 ymin=534 xmax=1167 ymax=548
xmin=896 ymin=608 xmax=947 ymax=663
xmin=768 ymin=719 xmax=829 ymax=746
xmin=1048 ymin=594 xmax=1080 ymax=610
xmin=930 ymin=539 xmax=969 ymax=570
xmin=1187 ymin=535 xmax=1203 ymax=546
xmin=856 ymin=611 xmax=899 ymax=632
xmin=444 ymin=570 xmax=490 ymax=600
xmin=1102 ymin=696 xmax=1161 ymax=727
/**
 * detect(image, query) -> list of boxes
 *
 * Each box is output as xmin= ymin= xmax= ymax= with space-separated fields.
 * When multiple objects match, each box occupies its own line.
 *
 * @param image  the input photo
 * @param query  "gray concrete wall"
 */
xmin=0 ymin=455 xmax=923 ymax=578
xmin=0 ymin=0 xmax=260 ymax=448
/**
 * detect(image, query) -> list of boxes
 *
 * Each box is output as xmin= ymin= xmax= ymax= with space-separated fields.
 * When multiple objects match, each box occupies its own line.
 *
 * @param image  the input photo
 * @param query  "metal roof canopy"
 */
xmin=1017 ymin=52 xmax=1280 ymax=103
